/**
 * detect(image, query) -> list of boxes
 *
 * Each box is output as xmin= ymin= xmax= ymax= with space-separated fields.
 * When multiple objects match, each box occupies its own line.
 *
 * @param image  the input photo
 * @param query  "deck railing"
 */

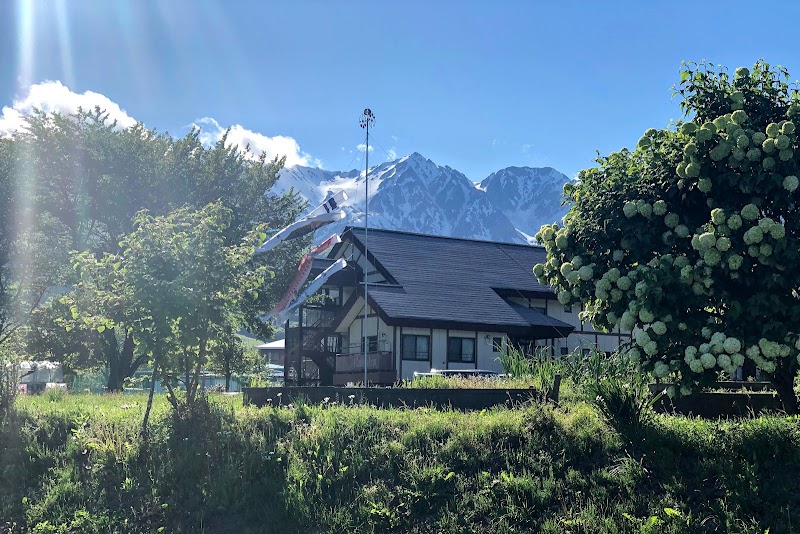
xmin=334 ymin=351 xmax=394 ymax=373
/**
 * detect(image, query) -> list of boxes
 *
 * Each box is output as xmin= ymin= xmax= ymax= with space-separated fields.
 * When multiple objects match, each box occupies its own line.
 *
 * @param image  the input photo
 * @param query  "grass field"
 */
xmin=1 ymin=390 xmax=799 ymax=533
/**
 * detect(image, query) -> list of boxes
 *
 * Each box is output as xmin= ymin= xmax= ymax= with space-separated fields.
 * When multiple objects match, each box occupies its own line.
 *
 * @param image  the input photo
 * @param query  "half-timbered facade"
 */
xmin=283 ymin=227 xmax=631 ymax=385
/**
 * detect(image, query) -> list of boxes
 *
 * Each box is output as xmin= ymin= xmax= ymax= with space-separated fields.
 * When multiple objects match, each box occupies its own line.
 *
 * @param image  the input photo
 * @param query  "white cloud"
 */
xmin=356 ymin=143 xmax=374 ymax=153
xmin=0 ymin=80 xmax=137 ymax=136
xmin=386 ymin=147 xmax=397 ymax=160
xmin=193 ymin=117 xmax=320 ymax=168
xmin=0 ymin=81 xmax=321 ymax=170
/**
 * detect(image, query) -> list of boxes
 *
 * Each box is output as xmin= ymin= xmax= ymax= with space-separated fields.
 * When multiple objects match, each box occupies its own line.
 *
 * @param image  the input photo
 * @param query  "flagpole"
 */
xmin=359 ymin=109 xmax=375 ymax=387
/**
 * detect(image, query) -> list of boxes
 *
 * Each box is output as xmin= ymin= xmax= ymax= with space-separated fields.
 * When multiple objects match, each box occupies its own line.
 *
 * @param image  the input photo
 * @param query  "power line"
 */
xmin=365 ymin=133 xmax=397 ymax=161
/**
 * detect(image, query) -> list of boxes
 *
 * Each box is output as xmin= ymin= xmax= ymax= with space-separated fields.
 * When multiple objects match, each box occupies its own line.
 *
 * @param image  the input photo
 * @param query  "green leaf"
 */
xmin=663 ymin=507 xmax=681 ymax=518
xmin=97 ymin=325 xmax=106 ymax=334
xmin=70 ymin=306 xmax=79 ymax=319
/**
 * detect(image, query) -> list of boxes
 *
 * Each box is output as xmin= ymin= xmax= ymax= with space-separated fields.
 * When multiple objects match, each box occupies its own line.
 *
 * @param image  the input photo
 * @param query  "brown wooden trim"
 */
xmin=347 ymin=232 xmax=398 ymax=285
xmin=384 ymin=317 xmax=571 ymax=338
xmin=397 ymin=326 xmax=402 ymax=378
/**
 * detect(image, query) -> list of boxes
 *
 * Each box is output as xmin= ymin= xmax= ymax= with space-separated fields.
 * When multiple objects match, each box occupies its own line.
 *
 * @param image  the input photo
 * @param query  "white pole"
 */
xmin=363 ymin=118 xmax=369 ymax=387
xmin=359 ymin=109 xmax=374 ymax=387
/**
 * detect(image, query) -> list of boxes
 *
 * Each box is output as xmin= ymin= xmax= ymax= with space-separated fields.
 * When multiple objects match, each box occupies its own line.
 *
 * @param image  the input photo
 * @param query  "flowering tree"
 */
xmin=534 ymin=61 xmax=800 ymax=412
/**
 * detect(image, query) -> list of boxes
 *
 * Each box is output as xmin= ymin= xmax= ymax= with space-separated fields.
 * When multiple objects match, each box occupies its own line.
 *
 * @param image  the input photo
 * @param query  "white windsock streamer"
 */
xmin=267 ymin=234 xmax=341 ymax=320
xmin=256 ymin=210 xmax=345 ymax=254
xmin=307 ymin=190 xmax=348 ymax=217
xmin=275 ymin=258 xmax=348 ymax=324
xmin=256 ymin=191 xmax=348 ymax=254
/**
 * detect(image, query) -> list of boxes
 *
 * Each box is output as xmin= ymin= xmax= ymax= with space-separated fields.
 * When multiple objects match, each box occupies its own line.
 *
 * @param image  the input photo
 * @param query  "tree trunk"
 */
xmin=140 ymin=365 xmax=158 ymax=437
xmin=106 ymin=332 xmax=122 ymax=391
xmin=772 ymin=371 xmax=799 ymax=415
xmin=225 ymin=371 xmax=231 ymax=392
xmin=187 ymin=338 xmax=206 ymax=407
xmin=106 ymin=331 xmax=137 ymax=392
xmin=120 ymin=333 xmax=135 ymax=378
xmin=107 ymin=351 xmax=121 ymax=391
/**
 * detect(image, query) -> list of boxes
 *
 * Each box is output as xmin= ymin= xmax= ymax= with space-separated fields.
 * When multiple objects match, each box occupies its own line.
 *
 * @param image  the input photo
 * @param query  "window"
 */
xmin=534 ymin=306 xmax=547 ymax=315
xmin=362 ymin=335 xmax=378 ymax=352
xmin=402 ymin=335 xmax=430 ymax=361
xmin=448 ymin=337 xmax=475 ymax=363
xmin=564 ymin=304 xmax=572 ymax=313
xmin=492 ymin=337 xmax=503 ymax=353
xmin=320 ymin=288 xmax=340 ymax=306
xmin=582 ymin=348 xmax=591 ymax=356
xmin=325 ymin=335 xmax=341 ymax=353
xmin=560 ymin=346 xmax=569 ymax=356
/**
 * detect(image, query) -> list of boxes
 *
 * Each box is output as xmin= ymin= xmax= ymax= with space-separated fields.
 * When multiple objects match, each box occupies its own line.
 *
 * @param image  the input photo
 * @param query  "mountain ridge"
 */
xmin=272 ymin=153 xmax=572 ymax=245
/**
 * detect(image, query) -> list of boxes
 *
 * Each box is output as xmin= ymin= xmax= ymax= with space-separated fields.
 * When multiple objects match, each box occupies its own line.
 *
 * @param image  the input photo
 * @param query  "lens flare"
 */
xmin=55 ymin=0 xmax=75 ymax=87
xmin=16 ymin=0 xmax=35 ymax=88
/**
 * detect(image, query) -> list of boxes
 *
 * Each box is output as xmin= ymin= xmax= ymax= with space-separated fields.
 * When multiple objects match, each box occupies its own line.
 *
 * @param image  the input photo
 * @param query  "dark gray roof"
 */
xmin=347 ymin=227 xmax=553 ymax=293
xmin=340 ymin=227 xmax=572 ymax=337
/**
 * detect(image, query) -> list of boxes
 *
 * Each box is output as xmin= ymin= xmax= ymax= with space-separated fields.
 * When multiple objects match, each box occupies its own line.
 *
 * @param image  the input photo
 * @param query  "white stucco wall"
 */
xmin=476 ymin=332 xmax=506 ymax=373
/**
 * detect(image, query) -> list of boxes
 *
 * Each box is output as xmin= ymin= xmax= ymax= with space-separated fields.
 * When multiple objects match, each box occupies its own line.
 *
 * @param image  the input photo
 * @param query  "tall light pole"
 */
xmin=359 ymin=108 xmax=375 ymax=386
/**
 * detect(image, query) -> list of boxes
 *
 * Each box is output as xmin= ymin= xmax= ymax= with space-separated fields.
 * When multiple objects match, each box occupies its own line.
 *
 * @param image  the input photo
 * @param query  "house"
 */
xmin=18 ymin=361 xmax=65 ymax=394
xmin=283 ymin=227 xmax=631 ymax=386
xmin=257 ymin=339 xmax=285 ymax=366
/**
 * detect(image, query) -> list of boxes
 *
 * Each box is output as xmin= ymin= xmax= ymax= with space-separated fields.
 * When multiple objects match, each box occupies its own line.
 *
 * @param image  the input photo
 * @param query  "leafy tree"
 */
xmin=206 ymin=331 xmax=261 ymax=392
xmin=2 ymin=108 xmax=306 ymax=387
xmin=74 ymin=202 xmax=270 ymax=422
xmin=534 ymin=61 xmax=800 ymax=412
xmin=0 ymin=212 xmax=72 ymax=348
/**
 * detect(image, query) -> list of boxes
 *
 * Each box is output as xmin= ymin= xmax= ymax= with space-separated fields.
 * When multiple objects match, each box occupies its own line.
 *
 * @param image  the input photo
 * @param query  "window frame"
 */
xmin=401 ymin=334 xmax=430 ymax=361
xmin=447 ymin=336 xmax=476 ymax=363
xmin=492 ymin=337 xmax=503 ymax=353
xmin=362 ymin=335 xmax=378 ymax=353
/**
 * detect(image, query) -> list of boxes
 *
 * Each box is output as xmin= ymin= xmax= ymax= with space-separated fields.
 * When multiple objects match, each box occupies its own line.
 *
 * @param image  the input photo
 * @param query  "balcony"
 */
xmin=333 ymin=345 xmax=395 ymax=385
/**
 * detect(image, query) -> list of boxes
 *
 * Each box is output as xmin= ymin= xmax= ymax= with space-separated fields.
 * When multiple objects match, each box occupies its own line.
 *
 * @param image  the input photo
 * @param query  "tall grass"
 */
xmin=1 ymin=393 xmax=799 ymax=533
xmin=497 ymin=344 xmax=564 ymax=396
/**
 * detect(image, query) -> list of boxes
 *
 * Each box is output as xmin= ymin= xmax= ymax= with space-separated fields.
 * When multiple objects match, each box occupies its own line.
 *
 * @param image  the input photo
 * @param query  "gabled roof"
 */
xmin=344 ymin=227 xmax=553 ymax=294
xmin=256 ymin=339 xmax=285 ymax=350
xmin=333 ymin=227 xmax=573 ymax=338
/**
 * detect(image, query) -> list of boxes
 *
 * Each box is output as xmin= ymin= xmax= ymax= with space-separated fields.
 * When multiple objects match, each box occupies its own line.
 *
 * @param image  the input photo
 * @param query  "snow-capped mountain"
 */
xmin=272 ymin=152 xmax=571 ymax=244
xmin=480 ymin=166 xmax=572 ymax=242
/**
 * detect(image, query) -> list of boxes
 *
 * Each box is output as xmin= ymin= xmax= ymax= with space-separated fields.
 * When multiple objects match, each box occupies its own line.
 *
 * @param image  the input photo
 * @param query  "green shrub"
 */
xmin=2 ymin=393 xmax=800 ymax=533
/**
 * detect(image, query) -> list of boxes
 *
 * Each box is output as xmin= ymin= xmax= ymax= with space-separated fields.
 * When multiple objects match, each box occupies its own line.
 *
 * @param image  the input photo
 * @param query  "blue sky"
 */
xmin=2 ymin=1 xmax=800 ymax=180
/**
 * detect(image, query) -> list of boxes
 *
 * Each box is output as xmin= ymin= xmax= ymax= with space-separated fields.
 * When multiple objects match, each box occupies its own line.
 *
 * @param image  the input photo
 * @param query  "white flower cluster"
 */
xmin=741 ymin=338 xmax=793 ymax=374
xmin=623 ymin=199 xmax=658 ymax=219
xmin=676 ymin=114 xmax=797 ymax=190
xmin=683 ymin=330 xmax=746 ymax=375
xmin=533 ymin=224 xmax=599 ymax=308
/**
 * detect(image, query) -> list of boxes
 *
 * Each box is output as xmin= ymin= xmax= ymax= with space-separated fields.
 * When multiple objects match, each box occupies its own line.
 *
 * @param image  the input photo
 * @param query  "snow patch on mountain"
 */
xmin=272 ymin=153 xmax=571 ymax=244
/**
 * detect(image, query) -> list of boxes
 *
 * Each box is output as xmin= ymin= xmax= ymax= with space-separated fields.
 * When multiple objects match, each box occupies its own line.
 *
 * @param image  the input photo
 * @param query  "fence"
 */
xmin=650 ymin=382 xmax=782 ymax=417
xmin=243 ymin=382 xmax=559 ymax=411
